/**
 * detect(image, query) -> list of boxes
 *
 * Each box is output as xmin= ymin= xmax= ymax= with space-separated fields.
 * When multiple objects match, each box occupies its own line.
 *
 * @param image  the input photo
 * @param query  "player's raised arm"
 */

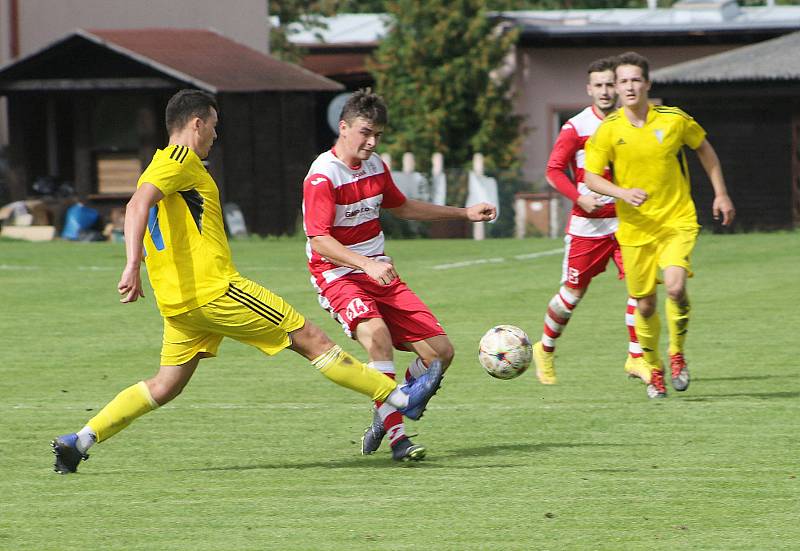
xmin=118 ymin=182 xmax=163 ymax=303
xmin=386 ymin=198 xmax=496 ymax=222
xmin=694 ymin=139 xmax=735 ymax=226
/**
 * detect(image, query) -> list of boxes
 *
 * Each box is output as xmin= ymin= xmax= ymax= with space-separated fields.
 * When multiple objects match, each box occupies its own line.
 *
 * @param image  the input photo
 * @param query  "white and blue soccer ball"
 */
xmin=478 ymin=325 xmax=533 ymax=380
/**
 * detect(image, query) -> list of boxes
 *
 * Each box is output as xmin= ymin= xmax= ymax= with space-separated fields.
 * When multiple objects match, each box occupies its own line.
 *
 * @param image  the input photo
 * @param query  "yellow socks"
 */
xmin=634 ymin=309 xmax=662 ymax=366
xmin=312 ymin=345 xmax=397 ymax=402
xmin=86 ymin=381 xmax=159 ymax=442
xmin=666 ymin=296 xmax=691 ymax=356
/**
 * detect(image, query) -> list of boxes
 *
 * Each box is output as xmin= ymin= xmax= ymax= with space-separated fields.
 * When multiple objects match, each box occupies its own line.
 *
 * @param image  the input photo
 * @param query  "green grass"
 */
xmin=1 ymin=231 xmax=798 ymax=550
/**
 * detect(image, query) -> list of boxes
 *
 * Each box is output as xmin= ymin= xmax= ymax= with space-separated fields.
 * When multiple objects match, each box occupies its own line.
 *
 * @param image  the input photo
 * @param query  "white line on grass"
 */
xmin=0 ymin=264 xmax=39 ymax=270
xmin=432 ymin=247 xmax=563 ymax=270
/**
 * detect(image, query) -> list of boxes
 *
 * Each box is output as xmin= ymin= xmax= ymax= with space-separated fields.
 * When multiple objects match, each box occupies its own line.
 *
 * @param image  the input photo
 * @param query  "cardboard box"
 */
xmin=1 ymin=225 xmax=57 ymax=241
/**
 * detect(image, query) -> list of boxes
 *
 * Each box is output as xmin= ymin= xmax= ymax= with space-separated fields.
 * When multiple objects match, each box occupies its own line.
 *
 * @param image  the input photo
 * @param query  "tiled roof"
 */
xmin=86 ymin=28 xmax=342 ymax=92
xmin=0 ymin=28 xmax=343 ymax=93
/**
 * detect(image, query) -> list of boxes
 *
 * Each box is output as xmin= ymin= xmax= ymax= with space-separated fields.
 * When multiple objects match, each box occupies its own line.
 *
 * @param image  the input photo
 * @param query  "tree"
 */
xmin=370 ymin=0 xmax=522 ymax=171
xmin=268 ymin=0 xmax=338 ymax=62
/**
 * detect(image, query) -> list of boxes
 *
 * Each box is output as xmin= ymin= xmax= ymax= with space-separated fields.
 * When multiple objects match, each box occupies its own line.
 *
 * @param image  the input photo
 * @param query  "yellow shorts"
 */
xmin=161 ymin=277 xmax=306 ymax=366
xmin=621 ymin=227 xmax=698 ymax=298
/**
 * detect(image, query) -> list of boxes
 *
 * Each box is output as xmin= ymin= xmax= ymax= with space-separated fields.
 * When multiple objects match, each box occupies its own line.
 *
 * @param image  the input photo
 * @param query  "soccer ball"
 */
xmin=478 ymin=325 xmax=533 ymax=380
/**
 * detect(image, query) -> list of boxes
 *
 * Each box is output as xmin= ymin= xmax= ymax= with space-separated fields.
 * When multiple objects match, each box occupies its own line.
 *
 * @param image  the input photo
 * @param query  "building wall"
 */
xmin=0 ymin=0 xmax=268 ymax=62
xmin=513 ymin=44 xmax=732 ymax=188
xmin=0 ymin=0 xmax=269 ymax=146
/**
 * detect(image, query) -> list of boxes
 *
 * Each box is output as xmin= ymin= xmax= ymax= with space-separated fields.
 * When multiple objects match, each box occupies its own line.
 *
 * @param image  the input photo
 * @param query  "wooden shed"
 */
xmin=0 ymin=28 xmax=343 ymax=236
xmin=652 ymin=31 xmax=800 ymax=231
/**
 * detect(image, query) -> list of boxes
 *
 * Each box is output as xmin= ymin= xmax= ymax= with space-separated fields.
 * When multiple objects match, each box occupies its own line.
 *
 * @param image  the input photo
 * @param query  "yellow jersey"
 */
xmin=139 ymin=145 xmax=239 ymax=317
xmin=585 ymin=105 xmax=706 ymax=246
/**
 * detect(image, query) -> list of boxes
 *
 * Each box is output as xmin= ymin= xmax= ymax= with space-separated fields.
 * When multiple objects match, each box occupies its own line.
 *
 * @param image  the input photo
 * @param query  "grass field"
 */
xmin=1 ymin=231 xmax=798 ymax=550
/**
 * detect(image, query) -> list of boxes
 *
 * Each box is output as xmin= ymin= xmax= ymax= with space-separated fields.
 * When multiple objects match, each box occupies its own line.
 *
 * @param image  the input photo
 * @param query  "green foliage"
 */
xmin=370 ymin=0 xmax=523 ymax=172
xmin=335 ymin=0 xmax=388 ymax=11
xmin=268 ymin=0 xmax=338 ymax=63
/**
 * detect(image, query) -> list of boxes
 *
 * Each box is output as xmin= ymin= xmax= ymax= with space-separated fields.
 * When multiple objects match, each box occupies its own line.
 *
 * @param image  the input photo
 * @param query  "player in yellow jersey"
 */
xmin=584 ymin=52 xmax=735 ymax=399
xmin=51 ymin=90 xmax=443 ymax=473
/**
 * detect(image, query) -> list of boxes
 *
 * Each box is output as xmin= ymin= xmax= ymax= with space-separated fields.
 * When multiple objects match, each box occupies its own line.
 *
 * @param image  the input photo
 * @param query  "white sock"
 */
xmin=368 ymin=360 xmax=395 ymax=376
xmin=384 ymin=387 xmax=410 ymax=409
xmin=370 ymin=361 xmax=399 ymax=416
xmin=407 ymin=357 xmax=428 ymax=380
xmin=541 ymin=286 xmax=581 ymax=350
xmin=76 ymin=426 xmax=97 ymax=454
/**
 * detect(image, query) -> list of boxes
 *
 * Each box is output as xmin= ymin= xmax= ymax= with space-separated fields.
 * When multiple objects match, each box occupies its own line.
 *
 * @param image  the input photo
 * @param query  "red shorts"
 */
xmin=318 ymin=273 xmax=446 ymax=350
xmin=561 ymin=234 xmax=624 ymax=289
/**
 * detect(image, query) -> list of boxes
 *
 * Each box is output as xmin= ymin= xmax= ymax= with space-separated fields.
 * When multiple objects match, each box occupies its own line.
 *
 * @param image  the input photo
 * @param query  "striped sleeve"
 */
xmin=303 ymin=173 xmax=336 ymax=237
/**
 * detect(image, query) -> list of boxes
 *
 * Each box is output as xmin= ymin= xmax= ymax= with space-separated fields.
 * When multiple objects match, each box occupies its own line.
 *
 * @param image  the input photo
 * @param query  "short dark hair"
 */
xmin=587 ymin=57 xmax=616 ymax=76
xmin=339 ymin=88 xmax=388 ymax=126
xmin=165 ymin=89 xmax=218 ymax=134
xmin=615 ymin=51 xmax=650 ymax=81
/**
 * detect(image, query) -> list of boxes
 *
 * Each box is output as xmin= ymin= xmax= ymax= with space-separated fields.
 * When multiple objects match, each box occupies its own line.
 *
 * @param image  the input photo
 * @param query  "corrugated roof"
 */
xmin=500 ymin=5 xmax=800 ymax=38
xmin=85 ymin=29 xmax=342 ymax=92
xmin=289 ymin=14 xmax=388 ymax=46
xmin=652 ymin=30 xmax=800 ymax=83
xmin=285 ymin=6 xmax=800 ymax=46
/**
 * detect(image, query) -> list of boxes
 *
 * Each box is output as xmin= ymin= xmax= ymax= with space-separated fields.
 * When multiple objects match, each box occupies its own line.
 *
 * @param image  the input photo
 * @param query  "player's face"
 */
xmin=615 ymin=64 xmax=651 ymax=109
xmin=339 ymin=117 xmax=383 ymax=164
xmin=586 ymin=70 xmax=617 ymax=112
xmin=196 ymin=108 xmax=218 ymax=159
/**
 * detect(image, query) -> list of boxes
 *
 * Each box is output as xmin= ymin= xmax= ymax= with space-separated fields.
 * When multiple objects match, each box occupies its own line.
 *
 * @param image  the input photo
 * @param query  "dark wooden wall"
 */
xmin=6 ymin=95 xmax=47 ymax=200
xmin=656 ymin=83 xmax=798 ymax=231
xmin=216 ymin=91 xmax=318 ymax=236
xmin=4 ymin=89 xmax=322 ymax=237
xmin=678 ymin=99 xmax=793 ymax=231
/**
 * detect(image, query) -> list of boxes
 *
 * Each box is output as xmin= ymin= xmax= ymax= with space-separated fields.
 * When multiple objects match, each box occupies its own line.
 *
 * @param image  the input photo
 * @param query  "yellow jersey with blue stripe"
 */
xmin=139 ymin=145 xmax=239 ymax=317
xmin=585 ymin=105 xmax=706 ymax=246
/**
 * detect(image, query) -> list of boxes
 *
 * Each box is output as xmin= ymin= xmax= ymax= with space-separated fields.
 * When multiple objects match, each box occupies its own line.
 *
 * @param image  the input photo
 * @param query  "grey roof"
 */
xmin=500 ymin=4 xmax=800 ymax=38
xmin=288 ymin=14 xmax=389 ymax=46
xmin=286 ymin=5 xmax=800 ymax=46
xmin=652 ymin=30 xmax=800 ymax=83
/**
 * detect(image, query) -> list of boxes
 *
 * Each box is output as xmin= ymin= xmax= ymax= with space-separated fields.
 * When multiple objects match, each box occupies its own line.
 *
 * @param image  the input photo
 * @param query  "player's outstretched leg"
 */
xmin=51 ymin=380 xmax=161 ymax=474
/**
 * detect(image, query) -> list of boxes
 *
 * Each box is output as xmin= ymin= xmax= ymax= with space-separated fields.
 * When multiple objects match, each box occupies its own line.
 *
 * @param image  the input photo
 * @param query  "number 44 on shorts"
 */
xmin=345 ymin=298 xmax=369 ymax=322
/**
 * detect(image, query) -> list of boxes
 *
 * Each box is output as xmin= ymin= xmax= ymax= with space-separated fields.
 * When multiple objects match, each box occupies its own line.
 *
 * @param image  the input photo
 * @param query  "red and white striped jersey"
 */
xmin=303 ymin=149 xmax=406 ymax=289
xmin=546 ymin=105 xmax=617 ymax=238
